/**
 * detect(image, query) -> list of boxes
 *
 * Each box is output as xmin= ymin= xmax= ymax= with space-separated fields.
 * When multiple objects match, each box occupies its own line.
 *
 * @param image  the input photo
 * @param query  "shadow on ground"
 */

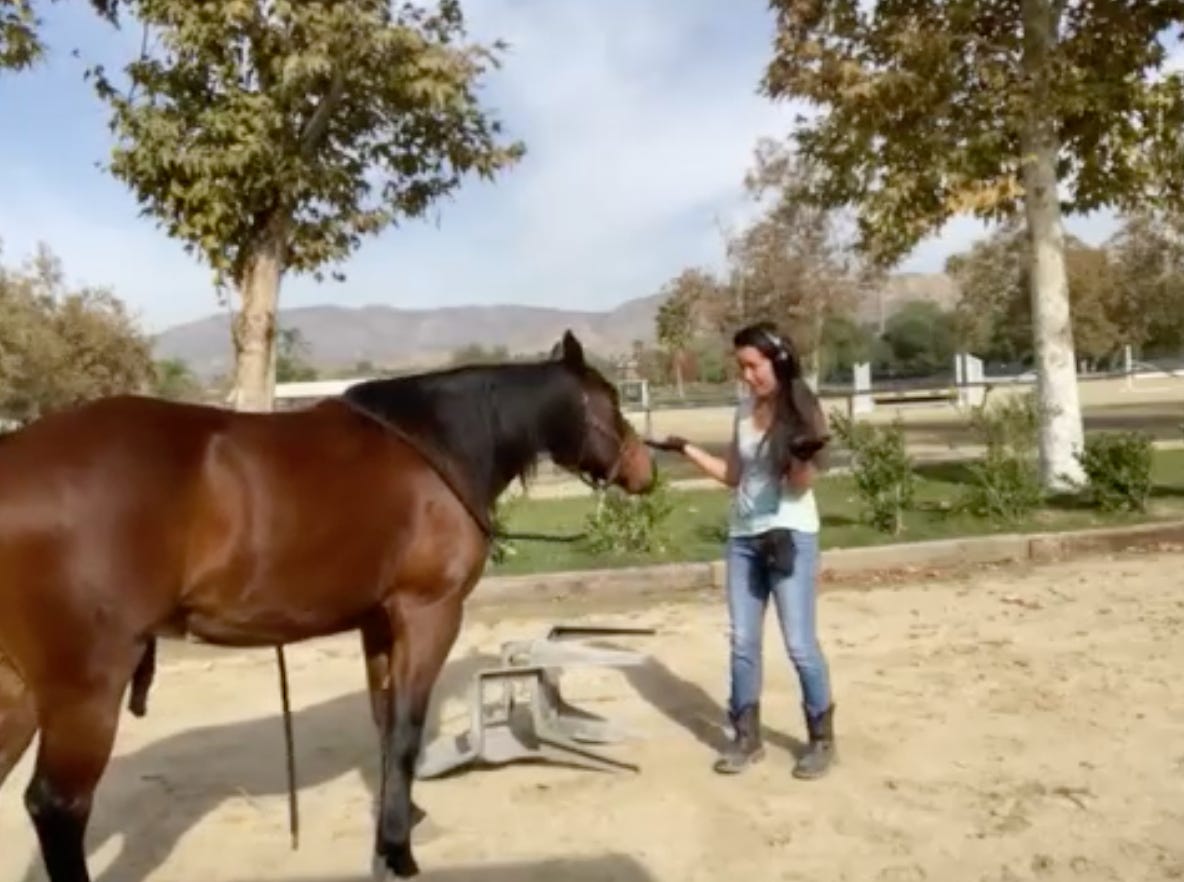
xmin=16 ymin=649 xmax=499 ymax=882
xmin=622 ymin=656 xmax=803 ymax=758
xmin=217 ymin=853 xmax=655 ymax=882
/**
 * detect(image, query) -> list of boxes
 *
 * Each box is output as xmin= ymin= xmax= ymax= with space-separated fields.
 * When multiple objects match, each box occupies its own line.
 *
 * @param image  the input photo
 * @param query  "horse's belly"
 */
xmin=177 ymin=567 xmax=383 ymax=647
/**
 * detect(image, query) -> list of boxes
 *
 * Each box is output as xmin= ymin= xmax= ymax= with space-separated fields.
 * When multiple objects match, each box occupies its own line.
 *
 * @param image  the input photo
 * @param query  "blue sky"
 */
xmin=1 ymin=1 xmax=1167 ymax=335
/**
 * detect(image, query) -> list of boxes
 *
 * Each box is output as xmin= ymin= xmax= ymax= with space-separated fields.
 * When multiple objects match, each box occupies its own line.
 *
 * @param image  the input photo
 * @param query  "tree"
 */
xmin=761 ymin=0 xmax=1184 ymax=490
xmin=725 ymin=138 xmax=870 ymax=387
xmin=654 ymin=267 xmax=721 ymax=397
xmin=1107 ymin=211 xmax=1184 ymax=356
xmin=449 ymin=343 xmax=509 ymax=366
xmin=818 ymin=313 xmax=876 ymax=382
xmin=1 ymin=0 xmax=116 ymax=71
xmin=720 ymin=205 xmax=863 ymax=387
xmin=947 ymin=225 xmax=1123 ymax=366
xmin=1063 ymin=243 xmax=1122 ymax=365
xmin=880 ymin=300 xmax=958 ymax=377
xmin=0 ymin=243 xmax=153 ymax=424
xmin=275 ymin=326 xmax=318 ymax=382
xmin=88 ymin=1 xmax=524 ymax=411
xmin=151 ymin=357 xmax=203 ymax=401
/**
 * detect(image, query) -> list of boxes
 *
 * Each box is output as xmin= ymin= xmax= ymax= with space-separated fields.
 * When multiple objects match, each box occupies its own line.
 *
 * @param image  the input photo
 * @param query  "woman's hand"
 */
xmin=645 ymin=435 xmax=690 ymax=453
xmin=789 ymin=435 xmax=829 ymax=461
xmin=646 ymin=435 xmax=738 ymax=487
xmin=784 ymin=456 xmax=815 ymax=494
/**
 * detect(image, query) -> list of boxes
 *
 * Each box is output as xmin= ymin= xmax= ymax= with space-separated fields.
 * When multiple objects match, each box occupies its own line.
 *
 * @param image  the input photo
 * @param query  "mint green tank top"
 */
xmin=727 ymin=396 xmax=820 ymax=537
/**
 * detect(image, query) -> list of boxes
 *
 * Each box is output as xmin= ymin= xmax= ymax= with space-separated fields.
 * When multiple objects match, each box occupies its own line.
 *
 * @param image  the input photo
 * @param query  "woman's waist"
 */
xmin=731 ymin=490 xmax=817 ymax=519
xmin=733 ymin=481 xmax=815 ymax=507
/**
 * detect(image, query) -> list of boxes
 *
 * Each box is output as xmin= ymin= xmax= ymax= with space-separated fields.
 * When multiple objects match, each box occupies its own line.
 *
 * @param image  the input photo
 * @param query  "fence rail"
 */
xmin=627 ymin=363 xmax=1183 ymax=416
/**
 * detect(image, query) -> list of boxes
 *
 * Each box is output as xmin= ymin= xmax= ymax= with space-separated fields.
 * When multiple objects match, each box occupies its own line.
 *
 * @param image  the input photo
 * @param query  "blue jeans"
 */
xmin=725 ymin=530 xmax=832 ymax=720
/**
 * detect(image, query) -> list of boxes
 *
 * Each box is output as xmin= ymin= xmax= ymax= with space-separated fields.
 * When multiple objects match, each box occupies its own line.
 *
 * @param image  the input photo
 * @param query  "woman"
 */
xmin=654 ymin=321 xmax=836 ymax=779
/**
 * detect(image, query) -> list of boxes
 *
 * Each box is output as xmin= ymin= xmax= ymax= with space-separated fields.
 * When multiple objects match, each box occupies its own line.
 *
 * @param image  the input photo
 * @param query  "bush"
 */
xmin=583 ymin=469 xmax=674 ymax=555
xmin=961 ymin=392 xmax=1043 ymax=522
xmin=830 ymin=410 xmax=915 ymax=535
xmin=489 ymin=492 xmax=522 ymax=564
xmin=1075 ymin=431 xmax=1154 ymax=512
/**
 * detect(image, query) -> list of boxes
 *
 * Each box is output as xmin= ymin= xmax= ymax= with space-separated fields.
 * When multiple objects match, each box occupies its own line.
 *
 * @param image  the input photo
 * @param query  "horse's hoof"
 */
xmin=372 ymin=845 xmax=419 ymax=879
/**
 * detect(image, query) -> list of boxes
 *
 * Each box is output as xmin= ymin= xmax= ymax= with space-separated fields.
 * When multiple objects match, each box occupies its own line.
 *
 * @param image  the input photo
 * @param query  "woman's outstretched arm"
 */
xmin=650 ymin=436 xmax=739 ymax=487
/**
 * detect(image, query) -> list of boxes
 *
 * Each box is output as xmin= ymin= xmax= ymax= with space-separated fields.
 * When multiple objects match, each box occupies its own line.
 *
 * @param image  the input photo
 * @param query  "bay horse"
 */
xmin=0 ymin=331 xmax=654 ymax=881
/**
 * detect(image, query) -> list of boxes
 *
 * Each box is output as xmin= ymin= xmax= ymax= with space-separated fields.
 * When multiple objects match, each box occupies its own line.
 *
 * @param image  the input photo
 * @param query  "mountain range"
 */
xmin=152 ymin=272 xmax=957 ymax=379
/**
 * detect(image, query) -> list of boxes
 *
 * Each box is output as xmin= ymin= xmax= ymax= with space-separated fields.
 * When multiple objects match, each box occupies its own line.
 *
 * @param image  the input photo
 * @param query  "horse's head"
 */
xmin=548 ymin=330 xmax=655 ymax=494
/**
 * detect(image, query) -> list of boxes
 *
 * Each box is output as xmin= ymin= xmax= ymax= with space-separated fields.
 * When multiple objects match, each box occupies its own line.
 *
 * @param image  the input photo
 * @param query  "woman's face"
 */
xmin=735 ymin=345 xmax=778 ymax=398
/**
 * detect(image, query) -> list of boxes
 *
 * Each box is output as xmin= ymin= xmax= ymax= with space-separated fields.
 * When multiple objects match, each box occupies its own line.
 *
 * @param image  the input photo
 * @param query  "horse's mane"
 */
xmin=340 ymin=359 xmax=583 ymax=514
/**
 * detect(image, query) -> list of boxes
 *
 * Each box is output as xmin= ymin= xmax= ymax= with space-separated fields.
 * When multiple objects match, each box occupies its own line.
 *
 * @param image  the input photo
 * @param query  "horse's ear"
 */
xmin=554 ymin=330 xmax=585 ymax=368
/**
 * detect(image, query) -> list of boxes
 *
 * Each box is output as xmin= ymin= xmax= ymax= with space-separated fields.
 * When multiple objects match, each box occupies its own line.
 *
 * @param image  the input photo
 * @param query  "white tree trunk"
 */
xmin=1021 ymin=0 xmax=1085 ymax=491
xmin=230 ymin=221 xmax=286 ymax=412
xmin=802 ymin=359 xmax=820 ymax=393
xmin=802 ymin=290 xmax=825 ymax=392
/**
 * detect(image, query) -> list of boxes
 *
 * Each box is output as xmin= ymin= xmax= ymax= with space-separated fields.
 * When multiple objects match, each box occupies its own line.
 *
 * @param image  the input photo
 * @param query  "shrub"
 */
xmin=830 ymin=410 xmax=915 ymax=535
xmin=583 ymin=469 xmax=674 ymax=555
xmin=488 ymin=492 xmax=522 ymax=564
xmin=1075 ymin=431 xmax=1154 ymax=512
xmin=961 ymin=391 xmax=1043 ymax=522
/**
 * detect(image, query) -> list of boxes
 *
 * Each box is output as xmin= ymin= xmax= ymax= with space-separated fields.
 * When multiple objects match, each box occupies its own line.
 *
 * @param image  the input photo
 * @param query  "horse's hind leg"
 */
xmin=0 ymin=653 xmax=36 ymax=789
xmin=360 ymin=617 xmax=426 ymax=830
xmin=374 ymin=597 xmax=463 ymax=879
xmin=25 ymin=651 xmax=137 ymax=882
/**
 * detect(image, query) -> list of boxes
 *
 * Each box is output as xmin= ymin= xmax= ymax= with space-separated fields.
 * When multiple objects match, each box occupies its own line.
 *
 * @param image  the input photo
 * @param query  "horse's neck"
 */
xmin=484 ymin=375 xmax=572 ymax=503
xmin=344 ymin=364 xmax=573 ymax=513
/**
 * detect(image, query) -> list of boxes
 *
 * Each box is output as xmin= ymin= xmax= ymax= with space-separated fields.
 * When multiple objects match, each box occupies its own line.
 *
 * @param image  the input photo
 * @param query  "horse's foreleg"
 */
xmin=374 ymin=598 xmax=462 ymax=880
xmin=0 ymin=653 xmax=36 ymax=789
xmin=25 ymin=652 xmax=136 ymax=882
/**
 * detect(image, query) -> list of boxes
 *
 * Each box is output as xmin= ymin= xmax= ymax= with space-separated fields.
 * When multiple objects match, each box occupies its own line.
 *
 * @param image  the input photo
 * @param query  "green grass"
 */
xmin=489 ymin=448 xmax=1184 ymax=576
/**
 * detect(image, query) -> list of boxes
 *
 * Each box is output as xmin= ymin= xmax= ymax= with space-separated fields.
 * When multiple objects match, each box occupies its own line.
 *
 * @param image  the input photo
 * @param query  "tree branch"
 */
xmin=299 ymin=70 xmax=346 ymax=158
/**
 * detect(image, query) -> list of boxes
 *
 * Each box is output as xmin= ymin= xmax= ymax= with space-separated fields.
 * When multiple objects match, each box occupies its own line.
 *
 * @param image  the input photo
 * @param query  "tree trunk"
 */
xmin=802 ymin=292 xmax=825 ymax=392
xmin=230 ymin=219 xmax=287 ymax=412
xmin=1020 ymin=0 xmax=1085 ymax=491
xmin=674 ymin=353 xmax=685 ymax=399
xmin=802 ymin=352 xmax=821 ymax=393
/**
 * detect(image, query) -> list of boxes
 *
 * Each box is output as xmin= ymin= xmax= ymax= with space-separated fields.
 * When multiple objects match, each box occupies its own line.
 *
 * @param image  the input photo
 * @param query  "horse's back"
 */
xmin=0 ymin=394 xmax=229 ymax=514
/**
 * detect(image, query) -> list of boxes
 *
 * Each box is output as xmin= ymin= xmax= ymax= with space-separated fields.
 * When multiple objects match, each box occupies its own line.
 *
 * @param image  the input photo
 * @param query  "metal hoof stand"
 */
xmin=414 ymin=625 xmax=655 ymax=780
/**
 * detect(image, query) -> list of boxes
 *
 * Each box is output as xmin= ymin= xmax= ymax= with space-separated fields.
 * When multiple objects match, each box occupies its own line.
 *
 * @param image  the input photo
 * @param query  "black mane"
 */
xmin=340 ymin=359 xmax=585 ymax=515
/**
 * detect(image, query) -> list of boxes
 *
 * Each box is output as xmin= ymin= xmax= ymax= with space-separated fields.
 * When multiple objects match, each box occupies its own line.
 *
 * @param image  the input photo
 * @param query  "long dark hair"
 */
xmin=732 ymin=321 xmax=828 ymax=477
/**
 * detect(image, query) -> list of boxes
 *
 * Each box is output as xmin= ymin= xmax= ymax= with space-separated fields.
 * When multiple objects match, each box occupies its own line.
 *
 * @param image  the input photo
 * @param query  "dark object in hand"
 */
xmin=645 ymin=435 xmax=689 ymax=453
xmin=788 ymin=433 xmax=830 ymax=461
xmin=756 ymin=528 xmax=796 ymax=577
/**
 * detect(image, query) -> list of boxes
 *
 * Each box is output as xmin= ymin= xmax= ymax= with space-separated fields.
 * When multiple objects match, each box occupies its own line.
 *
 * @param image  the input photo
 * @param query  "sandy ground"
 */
xmin=3 ymin=549 xmax=1183 ymax=882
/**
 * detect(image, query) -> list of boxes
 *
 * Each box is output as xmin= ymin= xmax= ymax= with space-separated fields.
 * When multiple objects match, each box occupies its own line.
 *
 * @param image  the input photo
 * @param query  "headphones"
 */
xmin=760 ymin=327 xmax=791 ymax=363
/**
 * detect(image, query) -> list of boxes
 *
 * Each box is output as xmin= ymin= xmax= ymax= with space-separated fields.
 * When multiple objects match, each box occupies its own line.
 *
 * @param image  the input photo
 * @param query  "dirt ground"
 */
xmin=3 ymin=549 xmax=1183 ymax=882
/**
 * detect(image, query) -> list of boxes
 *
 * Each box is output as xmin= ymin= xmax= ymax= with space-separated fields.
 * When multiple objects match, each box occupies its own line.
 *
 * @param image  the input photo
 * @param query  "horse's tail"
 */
xmin=127 ymin=636 xmax=156 ymax=717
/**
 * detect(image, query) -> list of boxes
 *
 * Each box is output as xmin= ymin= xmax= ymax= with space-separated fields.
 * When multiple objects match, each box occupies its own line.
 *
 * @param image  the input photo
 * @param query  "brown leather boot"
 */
xmin=793 ymin=703 xmax=836 ymax=780
xmin=713 ymin=703 xmax=765 ymax=774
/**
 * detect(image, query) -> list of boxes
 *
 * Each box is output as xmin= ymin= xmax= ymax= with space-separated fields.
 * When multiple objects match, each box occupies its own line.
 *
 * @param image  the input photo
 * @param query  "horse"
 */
xmin=0 ymin=330 xmax=655 ymax=882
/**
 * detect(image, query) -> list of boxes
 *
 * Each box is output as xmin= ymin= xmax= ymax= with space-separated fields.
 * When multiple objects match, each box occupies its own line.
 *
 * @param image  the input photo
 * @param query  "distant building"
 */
xmin=224 ymin=377 xmax=373 ymax=411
